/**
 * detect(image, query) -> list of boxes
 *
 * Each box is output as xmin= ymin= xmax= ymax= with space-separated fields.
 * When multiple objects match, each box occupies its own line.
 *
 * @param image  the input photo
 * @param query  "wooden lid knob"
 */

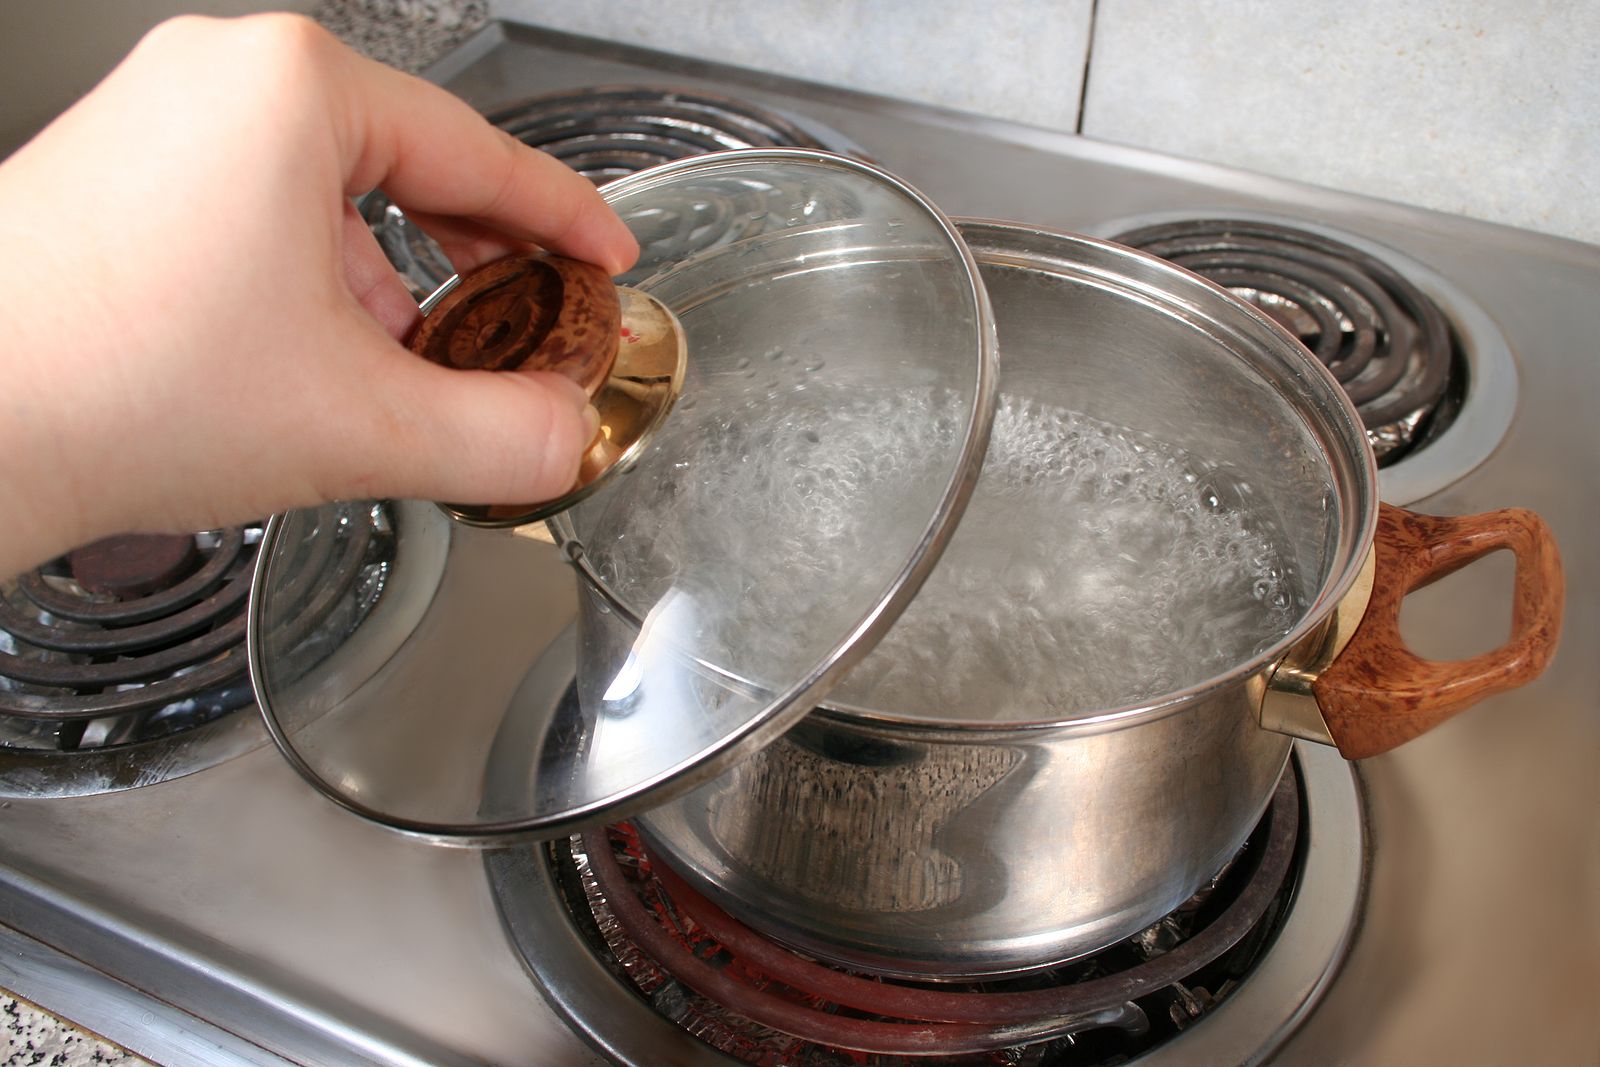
xmin=408 ymin=252 xmax=622 ymax=395
xmin=411 ymin=255 xmax=688 ymax=528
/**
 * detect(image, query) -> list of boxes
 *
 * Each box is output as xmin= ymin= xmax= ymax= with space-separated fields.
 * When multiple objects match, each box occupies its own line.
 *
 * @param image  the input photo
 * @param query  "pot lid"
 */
xmin=249 ymin=150 xmax=998 ymax=842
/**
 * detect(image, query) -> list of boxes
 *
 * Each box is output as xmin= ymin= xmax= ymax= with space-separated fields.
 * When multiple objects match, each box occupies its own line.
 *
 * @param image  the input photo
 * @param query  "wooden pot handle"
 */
xmin=1316 ymin=503 xmax=1564 ymax=760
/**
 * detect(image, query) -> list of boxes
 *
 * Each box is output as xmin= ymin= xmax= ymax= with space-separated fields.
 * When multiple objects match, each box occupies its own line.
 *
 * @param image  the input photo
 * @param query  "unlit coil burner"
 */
xmin=1111 ymin=219 xmax=1467 ymax=465
xmin=486 ymin=86 xmax=838 ymax=184
xmin=0 ymin=508 xmax=391 ymax=795
xmin=545 ymin=772 xmax=1300 ymax=1065
xmin=364 ymin=85 xmax=857 ymax=299
xmin=0 ymin=530 xmax=262 ymax=747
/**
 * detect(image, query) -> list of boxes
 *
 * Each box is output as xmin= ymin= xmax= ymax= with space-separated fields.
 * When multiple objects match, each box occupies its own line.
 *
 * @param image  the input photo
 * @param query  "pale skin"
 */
xmin=0 ymin=14 xmax=640 ymax=579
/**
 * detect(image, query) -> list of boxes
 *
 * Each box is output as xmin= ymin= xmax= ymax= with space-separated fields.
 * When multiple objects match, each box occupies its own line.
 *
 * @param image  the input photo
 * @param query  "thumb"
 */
xmin=332 ymin=317 xmax=595 ymax=507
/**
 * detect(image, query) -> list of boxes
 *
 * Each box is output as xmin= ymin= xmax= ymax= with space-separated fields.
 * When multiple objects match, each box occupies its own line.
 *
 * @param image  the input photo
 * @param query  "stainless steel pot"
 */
xmin=572 ymin=221 xmax=1564 ymax=979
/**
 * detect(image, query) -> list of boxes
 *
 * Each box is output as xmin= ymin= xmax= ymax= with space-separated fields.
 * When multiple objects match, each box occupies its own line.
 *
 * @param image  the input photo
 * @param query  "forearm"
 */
xmin=0 ymin=250 xmax=95 ymax=578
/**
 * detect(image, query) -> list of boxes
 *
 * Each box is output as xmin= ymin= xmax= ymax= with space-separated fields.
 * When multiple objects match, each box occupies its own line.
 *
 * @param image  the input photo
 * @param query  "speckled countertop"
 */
xmin=317 ymin=0 xmax=487 ymax=73
xmin=0 ymin=9 xmax=485 ymax=1064
xmin=2 ymin=995 xmax=146 ymax=1067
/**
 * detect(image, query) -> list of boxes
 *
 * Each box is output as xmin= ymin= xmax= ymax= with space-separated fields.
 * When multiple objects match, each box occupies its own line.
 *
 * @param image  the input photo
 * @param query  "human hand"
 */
xmin=0 ymin=14 xmax=639 ymax=578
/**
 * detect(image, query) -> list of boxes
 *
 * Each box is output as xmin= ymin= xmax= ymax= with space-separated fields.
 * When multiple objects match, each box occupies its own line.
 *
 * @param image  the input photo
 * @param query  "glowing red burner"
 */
xmin=577 ymin=772 xmax=1297 ymax=1061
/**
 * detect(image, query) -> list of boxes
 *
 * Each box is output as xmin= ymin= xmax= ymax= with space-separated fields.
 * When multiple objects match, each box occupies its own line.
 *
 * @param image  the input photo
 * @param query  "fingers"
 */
xmin=340 ymin=199 xmax=420 ymax=339
xmin=328 ymin=311 xmax=595 ymax=507
xmin=402 ymin=208 xmax=546 ymax=275
xmin=331 ymin=48 xmax=639 ymax=276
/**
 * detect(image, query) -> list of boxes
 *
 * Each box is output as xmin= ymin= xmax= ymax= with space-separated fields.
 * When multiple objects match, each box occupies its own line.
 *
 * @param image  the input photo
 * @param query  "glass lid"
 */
xmin=249 ymin=150 xmax=998 ymax=842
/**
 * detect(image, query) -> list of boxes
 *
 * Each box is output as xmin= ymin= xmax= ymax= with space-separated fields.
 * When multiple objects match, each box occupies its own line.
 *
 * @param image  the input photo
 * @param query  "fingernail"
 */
xmin=582 ymin=403 xmax=602 ymax=442
xmin=608 ymin=219 xmax=642 ymax=275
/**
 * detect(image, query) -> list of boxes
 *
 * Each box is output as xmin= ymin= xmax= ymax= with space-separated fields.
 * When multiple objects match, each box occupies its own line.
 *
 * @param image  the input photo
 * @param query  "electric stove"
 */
xmin=0 ymin=21 xmax=1593 ymax=1067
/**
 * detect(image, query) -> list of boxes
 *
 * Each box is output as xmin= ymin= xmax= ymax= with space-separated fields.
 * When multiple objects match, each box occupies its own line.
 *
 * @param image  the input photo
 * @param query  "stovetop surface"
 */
xmin=1 ymin=21 xmax=1596 ymax=1067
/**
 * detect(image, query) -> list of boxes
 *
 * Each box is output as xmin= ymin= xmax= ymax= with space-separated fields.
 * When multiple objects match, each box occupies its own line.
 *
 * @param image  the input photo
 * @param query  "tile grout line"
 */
xmin=1075 ymin=0 xmax=1100 ymax=134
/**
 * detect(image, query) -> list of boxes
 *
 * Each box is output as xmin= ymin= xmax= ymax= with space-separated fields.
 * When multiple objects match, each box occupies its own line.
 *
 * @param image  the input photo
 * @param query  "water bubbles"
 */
xmin=578 ymin=388 xmax=1304 ymax=724
xmin=832 ymin=396 xmax=1305 ymax=719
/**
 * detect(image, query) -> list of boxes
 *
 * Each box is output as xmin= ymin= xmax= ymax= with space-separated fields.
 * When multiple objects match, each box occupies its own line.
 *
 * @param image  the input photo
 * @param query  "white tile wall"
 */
xmin=488 ymin=0 xmax=1096 ymax=132
xmin=1081 ymin=0 xmax=1600 ymax=246
xmin=492 ymin=0 xmax=1600 ymax=247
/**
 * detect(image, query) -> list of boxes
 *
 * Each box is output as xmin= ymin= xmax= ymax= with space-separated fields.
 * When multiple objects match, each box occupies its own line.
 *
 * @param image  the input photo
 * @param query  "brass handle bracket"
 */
xmin=1260 ymin=547 xmax=1376 ymax=746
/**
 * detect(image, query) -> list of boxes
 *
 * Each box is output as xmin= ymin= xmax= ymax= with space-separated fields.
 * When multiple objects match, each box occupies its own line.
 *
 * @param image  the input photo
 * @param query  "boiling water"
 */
xmin=834 ymin=397 xmax=1306 ymax=719
xmin=576 ymin=387 xmax=1308 ymax=722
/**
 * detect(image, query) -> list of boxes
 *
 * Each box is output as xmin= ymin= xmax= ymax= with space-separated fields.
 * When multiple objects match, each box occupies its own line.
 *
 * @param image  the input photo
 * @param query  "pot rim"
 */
xmin=807 ymin=217 xmax=1380 ymax=736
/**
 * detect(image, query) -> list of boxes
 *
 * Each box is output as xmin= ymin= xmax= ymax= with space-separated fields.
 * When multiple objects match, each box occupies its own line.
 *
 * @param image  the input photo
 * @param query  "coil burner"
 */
xmin=1112 ymin=219 xmax=1468 ymax=464
xmin=485 ymin=86 xmax=834 ymax=183
xmin=513 ymin=767 xmax=1306 ymax=1065
xmin=365 ymin=85 xmax=855 ymax=300
xmin=0 ymin=509 xmax=391 ymax=796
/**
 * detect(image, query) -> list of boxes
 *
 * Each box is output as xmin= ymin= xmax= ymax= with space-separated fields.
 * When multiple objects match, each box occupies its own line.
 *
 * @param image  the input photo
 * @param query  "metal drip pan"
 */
xmin=484 ymin=742 xmax=1364 ymax=1066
